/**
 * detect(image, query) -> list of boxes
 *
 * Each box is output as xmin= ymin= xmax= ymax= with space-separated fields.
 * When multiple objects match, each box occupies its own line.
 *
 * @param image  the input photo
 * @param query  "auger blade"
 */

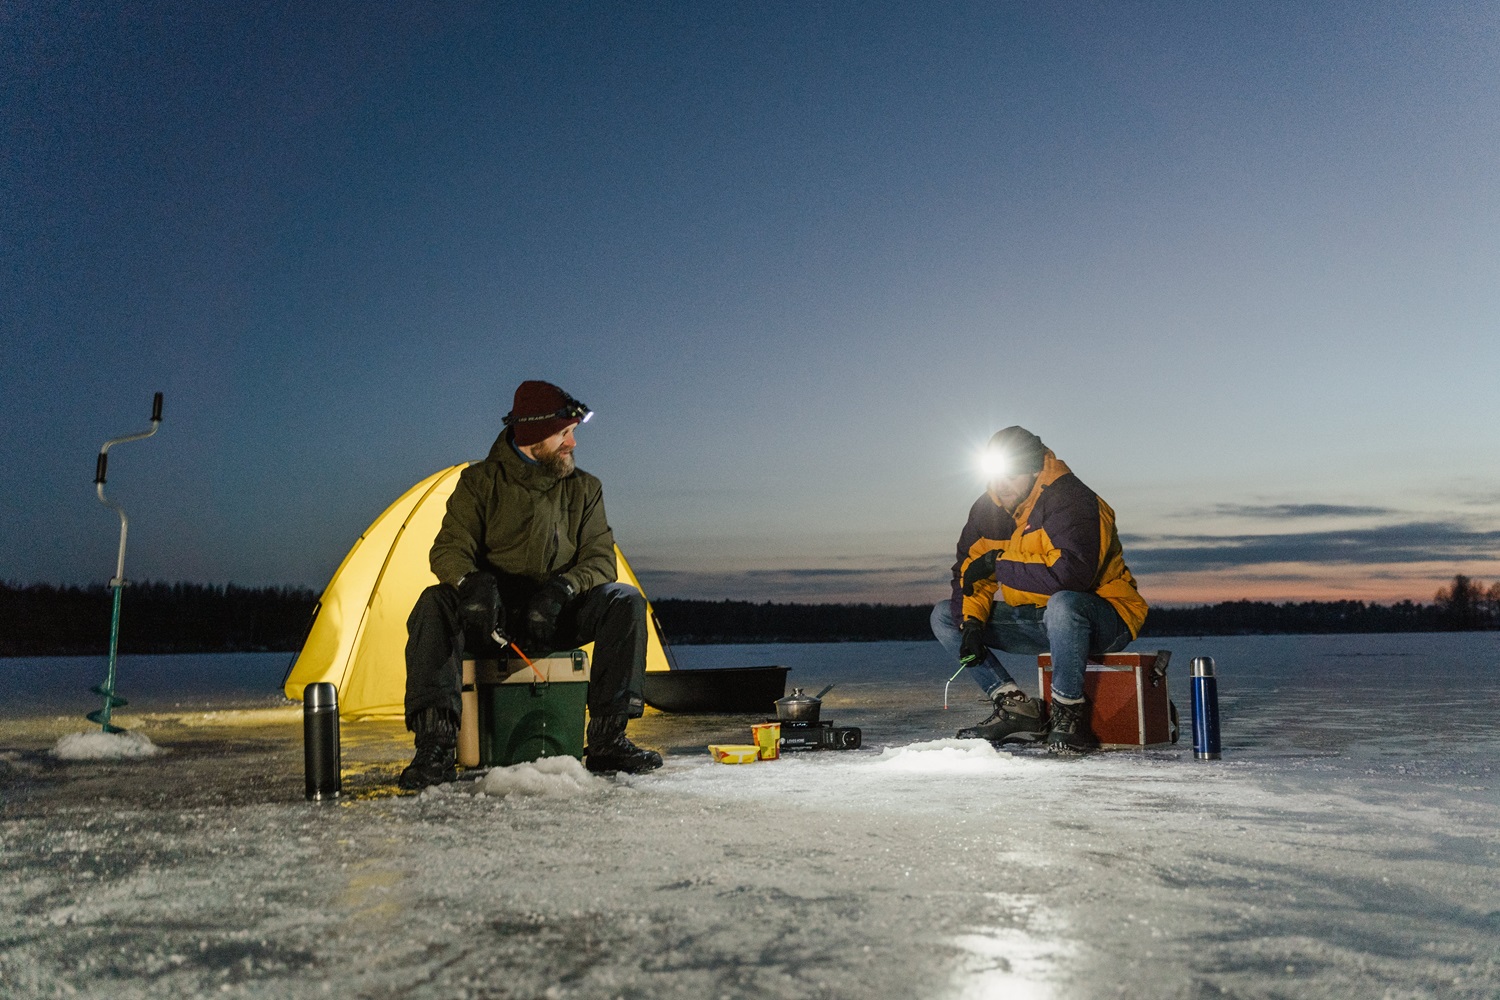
xmin=85 ymin=709 xmax=126 ymax=734
xmin=89 ymin=686 xmax=128 ymax=708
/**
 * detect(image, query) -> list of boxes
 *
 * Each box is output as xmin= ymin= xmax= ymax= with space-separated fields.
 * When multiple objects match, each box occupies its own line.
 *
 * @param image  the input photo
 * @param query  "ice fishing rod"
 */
xmin=943 ymin=662 xmax=965 ymax=710
xmin=491 ymin=627 xmax=546 ymax=682
xmin=90 ymin=392 xmax=163 ymax=733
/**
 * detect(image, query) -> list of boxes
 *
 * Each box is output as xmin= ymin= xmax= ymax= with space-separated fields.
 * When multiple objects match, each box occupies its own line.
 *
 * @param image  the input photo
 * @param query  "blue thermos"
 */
xmin=1190 ymin=656 xmax=1221 ymax=760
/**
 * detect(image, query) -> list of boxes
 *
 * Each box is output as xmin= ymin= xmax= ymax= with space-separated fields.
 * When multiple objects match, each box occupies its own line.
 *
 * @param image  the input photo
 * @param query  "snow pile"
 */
xmin=52 ymin=729 xmax=162 ymax=760
xmin=478 ymin=755 xmax=600 ymax=798
xmin=871 ymin=737 xmax=1024 ymax=775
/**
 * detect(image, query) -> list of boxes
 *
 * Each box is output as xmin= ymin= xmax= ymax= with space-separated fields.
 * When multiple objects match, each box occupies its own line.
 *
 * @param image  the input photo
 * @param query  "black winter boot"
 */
xmin=585 ymin=715 xmax=663 ymax=774
xmin=399 ymin=707 xmax=458 ymax=789
xmin=1046 ymin=698 xmax=1099 ymax=754
xmin=957 ymin=689 xmax=1047 ymax=743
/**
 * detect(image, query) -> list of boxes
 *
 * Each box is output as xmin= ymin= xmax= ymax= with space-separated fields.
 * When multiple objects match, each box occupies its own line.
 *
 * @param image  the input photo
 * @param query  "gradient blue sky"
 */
xmin=4 ymin=2 xmax=1498 ymax=607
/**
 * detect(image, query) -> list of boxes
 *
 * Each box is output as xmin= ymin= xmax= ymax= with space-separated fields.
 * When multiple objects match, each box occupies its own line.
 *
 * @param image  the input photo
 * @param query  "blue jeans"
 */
xmin=929 ymin=592 xmax=1132 ymax=701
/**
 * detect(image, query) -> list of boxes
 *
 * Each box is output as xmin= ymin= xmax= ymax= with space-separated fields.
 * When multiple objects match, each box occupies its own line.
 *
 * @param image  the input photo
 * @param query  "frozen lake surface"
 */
xmin=2 ymin=633 xmax=1497 ymax=999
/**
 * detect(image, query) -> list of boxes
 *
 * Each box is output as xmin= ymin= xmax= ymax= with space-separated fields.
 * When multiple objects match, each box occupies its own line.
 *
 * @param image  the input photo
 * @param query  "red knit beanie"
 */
xmin=506 ymin=381 xmax=586 ymax=446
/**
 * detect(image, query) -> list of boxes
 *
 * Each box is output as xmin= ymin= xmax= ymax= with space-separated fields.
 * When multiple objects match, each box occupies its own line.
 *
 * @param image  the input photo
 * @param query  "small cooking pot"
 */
xmin=775 ymin=684 xmax=834 ymax=723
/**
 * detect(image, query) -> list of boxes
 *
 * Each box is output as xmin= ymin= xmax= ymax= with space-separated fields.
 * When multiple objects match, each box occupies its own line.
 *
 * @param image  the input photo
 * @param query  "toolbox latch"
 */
xmin=1149 ymin=650 xmax=1171 ymax=687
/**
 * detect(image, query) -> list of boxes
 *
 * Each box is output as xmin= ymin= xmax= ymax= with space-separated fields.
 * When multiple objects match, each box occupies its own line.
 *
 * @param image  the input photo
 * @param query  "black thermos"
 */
xmin=303 ymin=682 xmax=341 ymax=800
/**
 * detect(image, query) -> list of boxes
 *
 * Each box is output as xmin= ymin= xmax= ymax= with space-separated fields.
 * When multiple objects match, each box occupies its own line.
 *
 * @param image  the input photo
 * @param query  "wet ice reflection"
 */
xmin=948 ymin=894 xmax=1073 ymax=1000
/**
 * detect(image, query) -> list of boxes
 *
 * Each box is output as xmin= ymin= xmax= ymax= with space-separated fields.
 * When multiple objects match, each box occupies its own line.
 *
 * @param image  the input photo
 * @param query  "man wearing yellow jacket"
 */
xmin=930 ymin=426 xmax=1148 ymax=752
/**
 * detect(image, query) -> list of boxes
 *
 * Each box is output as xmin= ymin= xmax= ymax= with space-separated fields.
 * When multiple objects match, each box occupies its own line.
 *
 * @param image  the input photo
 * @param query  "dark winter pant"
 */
xmin=403 ymin=582 xmax=648 ymax=728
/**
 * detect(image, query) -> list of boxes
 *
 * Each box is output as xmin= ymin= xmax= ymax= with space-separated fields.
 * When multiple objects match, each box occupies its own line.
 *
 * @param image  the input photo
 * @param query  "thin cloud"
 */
xmin=1208 ymin=503 xmax=1394 ymax=519
xmin=746 ymin=568 xmax=893 ymax=579
xmin=1449 ymin=491 xmax=1500 ymax=511
xmin=637 ymin=565 xmax=946 ymax=603
xmin=740 ymin=566 xmax=946 ymax=580
xmin=1123 ymin=522 xmax=1500 ymax=573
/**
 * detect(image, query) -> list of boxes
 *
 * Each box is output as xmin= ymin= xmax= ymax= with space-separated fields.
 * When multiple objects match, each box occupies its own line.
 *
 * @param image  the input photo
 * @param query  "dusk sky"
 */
xmin=4 ymin=3 xmax=1498 ymax=609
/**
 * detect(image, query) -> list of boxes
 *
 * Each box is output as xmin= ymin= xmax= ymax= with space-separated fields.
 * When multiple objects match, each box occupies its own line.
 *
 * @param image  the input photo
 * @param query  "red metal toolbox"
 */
xmin=1037 ymin=650 xmax=1173 ymax=749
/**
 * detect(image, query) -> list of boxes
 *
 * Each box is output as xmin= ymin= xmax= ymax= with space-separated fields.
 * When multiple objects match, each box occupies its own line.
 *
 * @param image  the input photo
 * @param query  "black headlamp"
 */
xmin=503 ymin=393 xmax=593 ymax=427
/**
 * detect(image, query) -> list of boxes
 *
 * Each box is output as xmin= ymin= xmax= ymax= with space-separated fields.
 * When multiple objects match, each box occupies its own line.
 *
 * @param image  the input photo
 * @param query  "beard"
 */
xmin=534 ymin=442 xmax=576 ymax=478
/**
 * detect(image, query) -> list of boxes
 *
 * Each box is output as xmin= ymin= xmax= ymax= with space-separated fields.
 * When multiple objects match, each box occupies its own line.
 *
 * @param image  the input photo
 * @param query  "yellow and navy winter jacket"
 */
xmin=950 ymin=451 xmax=1148 ymax=638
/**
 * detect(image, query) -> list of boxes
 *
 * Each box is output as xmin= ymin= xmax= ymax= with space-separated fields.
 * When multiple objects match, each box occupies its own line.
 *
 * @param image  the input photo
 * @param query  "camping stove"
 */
xmin=775 ymin=718 xmax=862 ymax=752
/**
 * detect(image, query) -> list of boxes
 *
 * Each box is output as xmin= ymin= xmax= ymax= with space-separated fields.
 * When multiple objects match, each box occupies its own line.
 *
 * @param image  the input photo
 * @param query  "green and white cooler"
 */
xmin=458 ymin=651 xmax=590 ymax=767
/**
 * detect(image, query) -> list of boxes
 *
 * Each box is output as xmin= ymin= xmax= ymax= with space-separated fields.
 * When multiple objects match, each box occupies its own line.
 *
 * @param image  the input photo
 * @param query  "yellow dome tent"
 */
xmin=283 ymin=464 xmax=671 ymax=720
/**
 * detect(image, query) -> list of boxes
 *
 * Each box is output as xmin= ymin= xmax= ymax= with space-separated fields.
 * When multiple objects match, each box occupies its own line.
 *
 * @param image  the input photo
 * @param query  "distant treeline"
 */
xmin=654 ymin=575 xmax=1499 ymax=643
xmin=0 ymin=582 xmax=318 ymax=657
xmin=654 ymin=600 xmax=933 ymax=644
xmin=3 ymin=575 xmax=1496 ymax=656
xmin=1141 ymin=599 xmax=1449 ymax=636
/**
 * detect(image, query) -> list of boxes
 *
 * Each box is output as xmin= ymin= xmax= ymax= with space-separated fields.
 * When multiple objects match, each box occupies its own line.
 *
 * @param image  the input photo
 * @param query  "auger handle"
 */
xmin=96 ymin=391 xmax=165 ymax=481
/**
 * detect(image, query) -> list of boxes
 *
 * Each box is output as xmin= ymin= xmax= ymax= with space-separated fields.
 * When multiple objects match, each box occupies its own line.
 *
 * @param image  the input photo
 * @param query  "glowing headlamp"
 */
xmin=979 ymin=447 xmax=1015 ymax=481
xmin=503 ymin=393 xmax=594 ymax=427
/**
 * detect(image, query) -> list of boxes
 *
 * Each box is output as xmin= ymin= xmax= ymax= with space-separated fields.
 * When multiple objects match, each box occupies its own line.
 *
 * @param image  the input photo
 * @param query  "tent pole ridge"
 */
xmin=363 ymin=464 xmax=467 ymax=612
xmin=337 ymin=463 xmax=468 ymax=698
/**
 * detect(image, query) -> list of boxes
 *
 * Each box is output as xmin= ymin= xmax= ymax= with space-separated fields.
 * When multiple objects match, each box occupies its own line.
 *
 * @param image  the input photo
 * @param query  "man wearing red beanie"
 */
xmin=399 ymin=380 xmax=662 ymax=788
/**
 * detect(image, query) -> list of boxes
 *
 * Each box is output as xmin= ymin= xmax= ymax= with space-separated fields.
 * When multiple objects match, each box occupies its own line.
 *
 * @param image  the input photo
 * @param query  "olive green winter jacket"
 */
xmin=428 ymin=428 xmax=617 ymax=596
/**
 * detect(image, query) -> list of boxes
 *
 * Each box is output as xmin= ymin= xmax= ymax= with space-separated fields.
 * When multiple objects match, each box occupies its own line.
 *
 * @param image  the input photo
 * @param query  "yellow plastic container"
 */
xmin=708 ymin=744 xmax=760 ymax=764
xmin=751 ymin=722 xmax=781 ymax=760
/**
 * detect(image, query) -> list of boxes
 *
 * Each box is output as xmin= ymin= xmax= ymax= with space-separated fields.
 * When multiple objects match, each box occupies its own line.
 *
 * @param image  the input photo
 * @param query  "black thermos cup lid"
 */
xmin=304 ymin=682 xmax=339 ymax=711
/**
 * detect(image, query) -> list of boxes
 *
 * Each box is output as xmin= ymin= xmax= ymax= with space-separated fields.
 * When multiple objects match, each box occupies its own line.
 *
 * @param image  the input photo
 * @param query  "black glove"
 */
xmin=959 ymin=618 xmax=987 ymax=667
xmin=526 ymin=575 xmax=576 ymax=650
xmin=961 ymin=550 xmax=999 ymax=595
xmin=455 ymin=572 xmax=503 ymax=644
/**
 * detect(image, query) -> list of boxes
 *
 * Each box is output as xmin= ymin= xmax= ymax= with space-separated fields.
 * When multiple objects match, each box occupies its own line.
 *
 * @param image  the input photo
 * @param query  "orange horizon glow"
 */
xmin=644 ymin=560 xmax=1500 ymax=608
xmin=851 ymin=565 xmax=1500 ymax=609
xmin=1135 ymin=564 xmax=1500 ymax=607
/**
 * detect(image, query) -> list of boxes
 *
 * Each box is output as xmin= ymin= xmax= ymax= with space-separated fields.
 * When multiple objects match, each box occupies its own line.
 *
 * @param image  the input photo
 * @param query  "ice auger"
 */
xmin=90 ymin=392 xmax=163 ymax=732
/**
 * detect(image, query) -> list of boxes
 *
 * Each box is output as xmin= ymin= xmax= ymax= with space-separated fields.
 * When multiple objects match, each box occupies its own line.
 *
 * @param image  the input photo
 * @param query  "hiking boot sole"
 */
xmin=585 ymin=760 xmax=663 ymax=776
xmin=585 ymin=752 xmax=663 ymax=775
xmin=957 ymin=722 xmax=1046 ymax=741
xmin=1045 ymin=739 xmax=1097 ymax=756
xmin=397 ymin=767 xmax=457 ymax=790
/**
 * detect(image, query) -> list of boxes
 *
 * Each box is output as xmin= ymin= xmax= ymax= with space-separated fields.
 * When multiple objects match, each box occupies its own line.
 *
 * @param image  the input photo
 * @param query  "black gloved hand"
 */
xmin=526 ymin=575 xmax=576 ymax=650
xmin=456 ymin=572 xmax=503 ymax=644
xmin=959 ymin=618 xmax=988 ymax=667
xmin=961 ymin=550 xmax=999 ymax=595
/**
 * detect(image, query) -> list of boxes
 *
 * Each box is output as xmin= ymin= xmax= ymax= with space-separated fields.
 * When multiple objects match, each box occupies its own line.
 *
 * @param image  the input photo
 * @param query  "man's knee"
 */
xmin=930 ymin=600 xmax=958 ymax=638
xmin=597 ymin=583 xmax=646 ymax=627
xmin=407 ymin=583 xmax=460 ymax=632
xmin=600 ymin=581 xmax=645 ymax=607
xmin=1043 ymin=590 xmax=1091 ymax=624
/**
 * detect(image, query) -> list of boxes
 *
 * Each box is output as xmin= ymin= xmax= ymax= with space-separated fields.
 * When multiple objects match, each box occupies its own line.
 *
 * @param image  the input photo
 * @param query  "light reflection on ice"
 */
xmin=948 ymin=893 xmax=1073 ymax=1000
